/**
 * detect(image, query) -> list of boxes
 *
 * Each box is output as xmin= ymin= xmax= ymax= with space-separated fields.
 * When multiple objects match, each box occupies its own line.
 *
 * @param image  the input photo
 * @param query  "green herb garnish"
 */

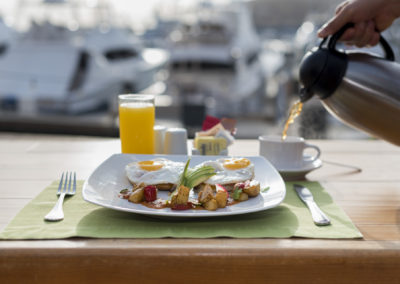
xmin=176 ymin=159 xmax=191 ymax=190
xmin=261 ymin=186 xmax=270 ymax=193
xmin=232 ymin=187 xmax=242 ymax=200
xmin=120 ymin=188 xmax=129 ymax=194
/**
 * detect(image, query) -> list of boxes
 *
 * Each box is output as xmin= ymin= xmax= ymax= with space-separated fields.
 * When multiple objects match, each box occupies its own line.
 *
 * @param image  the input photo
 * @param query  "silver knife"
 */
xmin=294 ymin=184 xmax=331 ymax=226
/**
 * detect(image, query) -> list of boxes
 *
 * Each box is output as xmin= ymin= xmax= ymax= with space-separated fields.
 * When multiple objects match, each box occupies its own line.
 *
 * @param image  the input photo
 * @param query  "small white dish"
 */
xmin=82 ymin=154 xmax=286 ymax=218
xmin=277 ymin=158 xmax=322 ymax=181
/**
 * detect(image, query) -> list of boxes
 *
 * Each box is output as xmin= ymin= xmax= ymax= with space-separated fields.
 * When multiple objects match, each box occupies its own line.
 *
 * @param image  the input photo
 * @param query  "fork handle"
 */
xmin=44 ymin=192 xmax=66 ymax=221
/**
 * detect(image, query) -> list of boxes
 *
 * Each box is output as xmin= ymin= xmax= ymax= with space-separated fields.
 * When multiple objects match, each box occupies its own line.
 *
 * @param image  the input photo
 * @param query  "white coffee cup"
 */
xmin=164 ymin=128 xmax=188 ymax=155
xmin=258 ymin=135 xmax=321 ymax=170
xmin=154 ymin=125 xmax=167 ymax=154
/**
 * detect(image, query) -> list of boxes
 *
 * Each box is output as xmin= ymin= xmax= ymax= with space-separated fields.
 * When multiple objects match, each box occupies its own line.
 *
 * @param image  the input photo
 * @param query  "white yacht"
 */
xmin=163 ymin=2 xmax=266 ymax=116
xmin=0 ymin=0 xmax=169 ymax=115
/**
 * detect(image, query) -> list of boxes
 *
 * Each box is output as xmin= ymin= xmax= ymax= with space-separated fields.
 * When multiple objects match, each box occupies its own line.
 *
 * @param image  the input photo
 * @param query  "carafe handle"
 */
xmin=322 ymin=23 xmax=395 ymax=61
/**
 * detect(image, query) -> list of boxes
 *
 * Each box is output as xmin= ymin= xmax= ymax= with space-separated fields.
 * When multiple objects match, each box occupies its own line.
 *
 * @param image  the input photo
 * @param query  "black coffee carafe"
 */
xmin=299 ymin=23 xmax=400 ymax=146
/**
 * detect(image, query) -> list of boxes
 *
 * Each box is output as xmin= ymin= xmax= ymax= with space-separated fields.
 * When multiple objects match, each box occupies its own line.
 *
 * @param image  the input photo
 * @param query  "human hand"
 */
xmin=317 ymin=0 xmax=400 ymax=47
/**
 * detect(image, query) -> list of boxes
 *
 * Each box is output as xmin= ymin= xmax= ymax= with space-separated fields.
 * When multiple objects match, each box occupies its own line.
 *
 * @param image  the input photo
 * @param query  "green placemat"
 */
xmin=0 ymin=181 xmax=362 ymax=239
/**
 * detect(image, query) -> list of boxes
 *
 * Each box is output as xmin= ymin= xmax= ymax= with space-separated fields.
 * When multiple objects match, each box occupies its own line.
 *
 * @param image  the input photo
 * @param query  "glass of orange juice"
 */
xmin=118 ymin=94 xmax=155 ymax=154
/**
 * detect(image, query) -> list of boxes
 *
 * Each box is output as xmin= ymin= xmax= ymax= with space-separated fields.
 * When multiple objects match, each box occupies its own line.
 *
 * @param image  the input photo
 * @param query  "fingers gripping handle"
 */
xmin=324 ymin=23 xmax=395 ymax=61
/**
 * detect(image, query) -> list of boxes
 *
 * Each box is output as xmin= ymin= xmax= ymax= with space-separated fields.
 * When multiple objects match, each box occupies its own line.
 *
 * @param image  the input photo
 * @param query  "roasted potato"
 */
xmin=129 ymin=187 xmax=144 ymax=203
xmin=171 ymin=185 xmax=190 ymax=205
xmin=238 ymin=192 xmax=249 ymax=201
xmin=215 ymin=191 xmax=228 ymax=208
xmin=243 ymin=180 xmax=260 ymax=197
xmin=203 ymin=199 xmax=218 ymax=211
xmin=198 ymin=184 xmax=214 ymax=204
xmin=215 ymin=185 xmax=228 ymax=208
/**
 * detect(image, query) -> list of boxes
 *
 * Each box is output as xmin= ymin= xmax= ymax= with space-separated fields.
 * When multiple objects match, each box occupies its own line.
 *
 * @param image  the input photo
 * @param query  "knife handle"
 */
xmin=305 ymin=200 xmax=331 ymax=226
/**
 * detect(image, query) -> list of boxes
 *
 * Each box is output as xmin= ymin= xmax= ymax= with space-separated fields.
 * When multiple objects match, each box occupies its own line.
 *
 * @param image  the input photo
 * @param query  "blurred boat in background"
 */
xmin=144 ymin=1 xmax=266 ymax=118
xmin=0 ymin=0 xmax=169 ymax=116
xmin=1 ymin=0 xmax=397 ymax=139
xmin=0 ymin=17 xmax=15 ymax=45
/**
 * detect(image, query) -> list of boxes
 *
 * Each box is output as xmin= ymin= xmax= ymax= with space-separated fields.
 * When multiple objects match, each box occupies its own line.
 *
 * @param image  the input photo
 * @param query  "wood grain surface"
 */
xmin=1 ymin=133 xmax=399 ymax=283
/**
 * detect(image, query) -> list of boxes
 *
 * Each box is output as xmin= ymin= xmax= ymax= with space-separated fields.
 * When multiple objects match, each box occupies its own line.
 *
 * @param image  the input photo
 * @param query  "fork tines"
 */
xmin=57 ymin=172 xmax=76 ymax=195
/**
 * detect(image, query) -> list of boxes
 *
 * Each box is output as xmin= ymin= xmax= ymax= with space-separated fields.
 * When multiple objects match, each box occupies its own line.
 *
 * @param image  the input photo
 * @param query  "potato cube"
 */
xmin=203 ymin=199 xmax=218 ymax=211
xmin=215 ymin=190 xmax=228 ymax=208
xmin=243 ymin=180 xmax=260 ymax=197
xmin=128 ymin=187 xmax=144 ymax=203
xmin=198 ymin=184 xmax=214 ymax=204
xmin=238 ymin=192 xmax=249 ymax=201
xmin=171 ymin=185 xmax=190 ymax=205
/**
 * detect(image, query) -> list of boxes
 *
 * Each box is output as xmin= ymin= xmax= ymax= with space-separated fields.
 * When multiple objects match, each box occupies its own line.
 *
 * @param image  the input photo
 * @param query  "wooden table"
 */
xmin=1 ymin=133 xmax=400 ymax=283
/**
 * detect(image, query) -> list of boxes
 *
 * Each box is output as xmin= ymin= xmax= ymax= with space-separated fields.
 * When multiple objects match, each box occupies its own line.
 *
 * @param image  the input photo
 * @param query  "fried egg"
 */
xmin=195 ymin=157 xmax=254 ymax=186
xmin=125 ymin=158 xmax=184 ymax=187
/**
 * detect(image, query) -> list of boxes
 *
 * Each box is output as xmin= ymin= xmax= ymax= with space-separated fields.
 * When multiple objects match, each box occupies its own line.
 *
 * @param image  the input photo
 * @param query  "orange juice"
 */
xmin=119 ymin=100 xmax=155 ymax=154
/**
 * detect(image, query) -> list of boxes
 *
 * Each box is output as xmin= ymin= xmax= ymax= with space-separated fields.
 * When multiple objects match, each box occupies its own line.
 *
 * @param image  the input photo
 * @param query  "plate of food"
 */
xmin=82 ymin=154 xmax=286 ymax=217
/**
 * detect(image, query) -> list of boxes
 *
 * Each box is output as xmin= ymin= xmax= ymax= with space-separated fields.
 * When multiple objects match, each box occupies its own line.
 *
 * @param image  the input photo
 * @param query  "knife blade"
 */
xmin=294 ymin=184 xmax=331 ymax=226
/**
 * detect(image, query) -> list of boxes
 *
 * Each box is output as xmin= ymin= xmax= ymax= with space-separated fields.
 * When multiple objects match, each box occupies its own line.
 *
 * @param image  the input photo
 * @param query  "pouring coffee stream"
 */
xmin=281 ymin=100 xmax=303 ymax=140
xmin=298 ymin=23 xmax=400 ymax=146
xmin=280 ymin=99 xmax=363 ymax=174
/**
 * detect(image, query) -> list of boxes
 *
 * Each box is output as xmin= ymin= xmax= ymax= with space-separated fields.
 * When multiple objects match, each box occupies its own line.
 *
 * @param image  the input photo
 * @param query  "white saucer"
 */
xmin=277 ymin=159 xmax=323 ymax=181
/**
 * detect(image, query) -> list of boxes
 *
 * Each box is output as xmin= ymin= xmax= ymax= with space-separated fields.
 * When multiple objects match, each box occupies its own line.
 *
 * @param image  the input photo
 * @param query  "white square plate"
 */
xmin=82 ymin=154 xmax=286 ymax=218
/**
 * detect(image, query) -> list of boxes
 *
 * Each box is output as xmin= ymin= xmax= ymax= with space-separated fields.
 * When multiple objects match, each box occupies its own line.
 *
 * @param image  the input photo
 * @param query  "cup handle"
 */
xmin=303 ymin=143 xmax=321 ymax=163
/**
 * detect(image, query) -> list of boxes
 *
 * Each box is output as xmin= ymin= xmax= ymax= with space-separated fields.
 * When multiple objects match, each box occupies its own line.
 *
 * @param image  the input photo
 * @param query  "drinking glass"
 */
xmin=118 ymin=94 xmax=155 ymax=154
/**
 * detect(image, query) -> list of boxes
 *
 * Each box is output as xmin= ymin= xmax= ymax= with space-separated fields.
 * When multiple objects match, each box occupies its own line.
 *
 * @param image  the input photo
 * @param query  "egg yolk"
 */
xmin=138 ymin=160 xmax=163 ymax=171
xmin=223 ymin=158 xmax=251 ymax=170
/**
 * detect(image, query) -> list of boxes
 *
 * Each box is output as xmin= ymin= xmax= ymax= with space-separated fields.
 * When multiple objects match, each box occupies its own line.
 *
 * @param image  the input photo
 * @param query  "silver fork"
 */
xmin=44 ymin=172 xmax=76 ymax=221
